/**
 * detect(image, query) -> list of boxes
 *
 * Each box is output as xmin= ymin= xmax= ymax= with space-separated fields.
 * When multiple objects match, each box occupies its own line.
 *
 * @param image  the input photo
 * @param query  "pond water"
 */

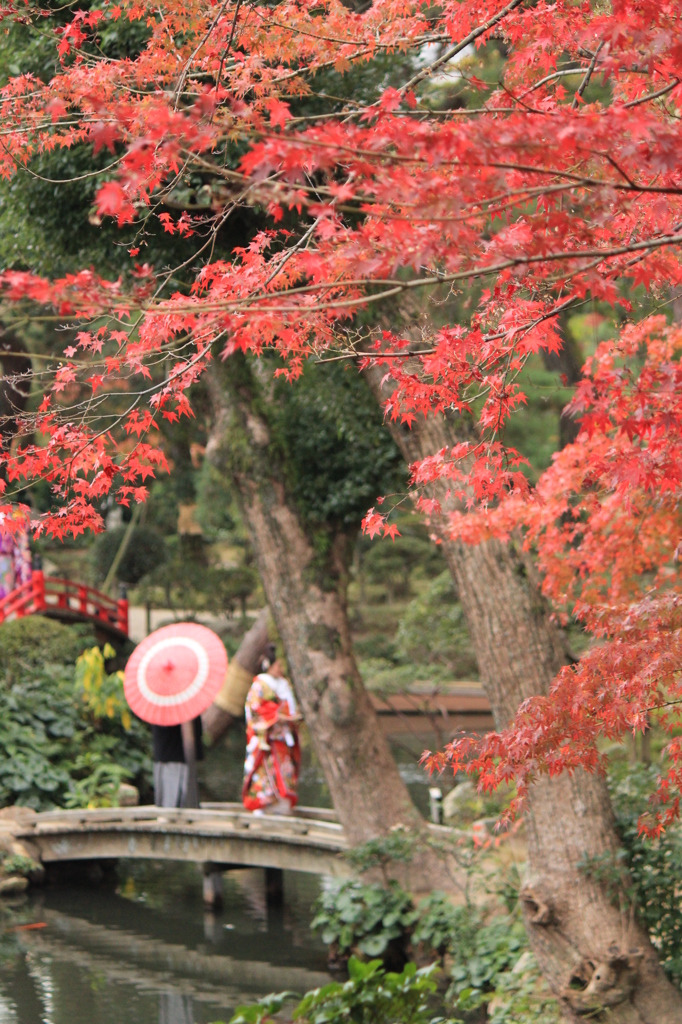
xmin=0 ymin=863 xmax=328 ymax=1024
xmin=0 ymin=728 xmax=441 ymax=1024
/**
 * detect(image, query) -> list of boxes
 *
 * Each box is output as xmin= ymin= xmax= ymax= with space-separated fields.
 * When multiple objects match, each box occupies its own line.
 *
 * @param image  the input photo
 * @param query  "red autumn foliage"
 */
xmin=1 ymin=0 xmax=682 ymax=821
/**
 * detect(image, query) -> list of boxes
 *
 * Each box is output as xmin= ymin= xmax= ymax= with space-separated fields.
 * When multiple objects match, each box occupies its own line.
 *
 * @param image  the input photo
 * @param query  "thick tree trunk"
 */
xmin=363 ymin=365 xmax=682 ymax=1022
xmin=203 ymin=607 xmax=270 ymax=743
xmin=204 ymin=360 xmax=426 ymax=850
xmin=0 ymin=328 xmax=32 ymax=482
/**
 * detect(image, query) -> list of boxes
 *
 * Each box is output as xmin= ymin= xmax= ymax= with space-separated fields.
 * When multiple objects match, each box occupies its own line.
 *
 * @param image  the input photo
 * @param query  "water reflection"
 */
xmin=159 ymin=994 xmax=194 ymax=1024
xmin=0 ymin=863 xmax=330 ymax=1024
xmin=0 ymin=719 xmax=445 ymax=1023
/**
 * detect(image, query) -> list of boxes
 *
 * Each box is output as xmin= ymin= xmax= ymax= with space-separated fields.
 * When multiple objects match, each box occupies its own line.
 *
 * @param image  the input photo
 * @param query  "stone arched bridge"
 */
xmin=0 ymin=803 xmax=354 ymax=878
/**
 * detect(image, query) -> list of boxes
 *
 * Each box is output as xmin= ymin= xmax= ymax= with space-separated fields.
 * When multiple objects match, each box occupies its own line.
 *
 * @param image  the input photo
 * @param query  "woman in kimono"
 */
xmin=242 ymin=644 xmax=301 ymax=815
xmin=0 ymin=516 xmax=30 ymax=601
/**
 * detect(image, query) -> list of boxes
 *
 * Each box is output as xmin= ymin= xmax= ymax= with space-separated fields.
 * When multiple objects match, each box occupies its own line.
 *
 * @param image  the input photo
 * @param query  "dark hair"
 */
xmin=265 ymin=642 xmax=277 ymax=660
xmin=260 ymin=642 xmax=278 ymax=673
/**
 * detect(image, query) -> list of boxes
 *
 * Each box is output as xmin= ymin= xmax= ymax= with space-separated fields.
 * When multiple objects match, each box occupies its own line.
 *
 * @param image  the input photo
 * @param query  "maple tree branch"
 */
xmin=317 ymin=347 xmax=435 ymax=363
xmin=144 ymin=231 xmax=682 ymax=316
xmin=623 ymin=78 xmax=681 ymax=109
xmin=3 ymin=227 xmax=674 ymax=333
xmin=399 ymin=0 xmax=526 ymax=95
xmin=600 ymin=152 xmax=637 ymax=188
xmin=140 ymin=168 xmax=285 ymax=309
xmin=257 ymin=214 xmax=325 ymax=292
xmin=53 ymin=334 xmax=223 ymax=479
xmin=174 ymin=0 xmax=232 ymax=108
xmin=643 ymin=698 xmax=682 ymax=714
xmin=252 ymin=9 xmax=449 ymax=48
xmin=251 ymin=132 xmax=682 ymax=195
xmin=318 ymin=295 xmax=580 ymax=364
xmin=572 ymin=41 xmax=603 ymax=109
xmin=186 ymin=153 xmax=584 ymax=215
xmin=215 ymin=0 xmax=244 ymax=87
xmin=518 ymin=66 xmax=590 ymax=100
xmin=13 ymin=153 xmax=125 ymax=185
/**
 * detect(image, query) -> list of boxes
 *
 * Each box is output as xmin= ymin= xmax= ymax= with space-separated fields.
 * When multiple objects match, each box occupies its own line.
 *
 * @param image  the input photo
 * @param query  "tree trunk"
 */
xmin=203 ymin=606 xmax=270 ymax=744
xmin=205 ymin=359 xmax=425 ymax=850
xmin=0 ymin=327 xmax=32 ymax=483
xmin=363 ymin=364 xmax=682 ymax=1023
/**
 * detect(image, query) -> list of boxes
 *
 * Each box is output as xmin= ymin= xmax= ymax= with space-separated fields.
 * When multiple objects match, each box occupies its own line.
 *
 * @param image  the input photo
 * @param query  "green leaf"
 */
xmin=358 ymin=934 xmax=389 ymax=957
xmin=347 ymin=956 xmax=382 ymax=981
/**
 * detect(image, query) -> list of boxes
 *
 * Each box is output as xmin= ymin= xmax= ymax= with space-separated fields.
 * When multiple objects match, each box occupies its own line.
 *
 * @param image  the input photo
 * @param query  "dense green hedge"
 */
xmin=0 ymin=617 xmax=94 ymax=677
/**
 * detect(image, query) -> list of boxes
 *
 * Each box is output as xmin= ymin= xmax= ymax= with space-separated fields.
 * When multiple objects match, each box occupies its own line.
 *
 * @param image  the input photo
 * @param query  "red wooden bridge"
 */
xmin=0 ymin=569 xmax=129 ymax=639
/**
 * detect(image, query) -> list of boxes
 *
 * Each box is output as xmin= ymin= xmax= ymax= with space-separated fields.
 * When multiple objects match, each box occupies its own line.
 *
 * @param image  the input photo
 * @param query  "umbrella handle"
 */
xmin=181 ymin=720 xmax=200 ymax=809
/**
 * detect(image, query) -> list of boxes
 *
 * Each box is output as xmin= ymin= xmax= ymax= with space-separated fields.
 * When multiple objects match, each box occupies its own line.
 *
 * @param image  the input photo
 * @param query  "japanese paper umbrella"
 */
xmin=124 ymin=622 xmax=228 ymax=726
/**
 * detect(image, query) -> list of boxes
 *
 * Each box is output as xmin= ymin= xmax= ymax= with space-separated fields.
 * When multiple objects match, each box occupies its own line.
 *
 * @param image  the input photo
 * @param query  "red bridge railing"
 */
xmin=0 ymin=570 xmax=128 ymax=637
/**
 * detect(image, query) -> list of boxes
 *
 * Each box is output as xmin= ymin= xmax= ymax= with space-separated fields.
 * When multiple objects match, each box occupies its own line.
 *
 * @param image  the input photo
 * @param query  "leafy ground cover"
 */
xmin=227 ymin=874 xmax=561 ymax=1024
xmin=291 ymin=753 xmax=682 ymax=1023
xmin=227 ymin=957 xmax=452 ymax=1024
xmin=0 ymin=618 xmax=152 ymax=810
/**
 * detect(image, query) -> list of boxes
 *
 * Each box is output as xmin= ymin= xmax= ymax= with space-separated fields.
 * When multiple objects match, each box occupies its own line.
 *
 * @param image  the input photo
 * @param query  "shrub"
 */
xmin=309 ymin=881 xmax=561 ymax=1023
xmin=0 ymin=628 xmax=152 ymax=810
xmin=447 ymin=914 xmax=528 ymax=1012
xmin=606 ymin=763 xmax=682 ymax=986
xmin=0 ymin=617 xmax=94 ymax=677
xmin=311 ymin=880 xmax=418 ymax=968
xmin=75 ymin=643 xmax=132 ymax=728
xmin=136 ymin=539 xmax=258 ymax=619
xmin=227 ymin=956 xmax=455 ymax=1024
xmin=1 ymin=853 xmax=39 ymax=878
xmin=272 ymin=360 xmax=405 ymax=531
xmin=223 ymin=951 xmax=559 ymax=1024
xmin=485 ymin=951 xmax=561 ymax=1024
xmin=353 ymin=633 xmax=398 ymax=662
xmin=395 ymin=572 xmax=478 ymax=679
xmin=92 ymin=525 xmax=166 ymax=585
xmin=412 ymin=892 xmax=465 ymax=958
xmin=346 ymin=826 xmax=418 ymax=879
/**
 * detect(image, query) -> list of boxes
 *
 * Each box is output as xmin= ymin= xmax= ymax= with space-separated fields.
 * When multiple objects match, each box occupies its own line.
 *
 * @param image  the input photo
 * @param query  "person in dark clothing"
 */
xmin=152 ymin=717 xmax=203 ymax=808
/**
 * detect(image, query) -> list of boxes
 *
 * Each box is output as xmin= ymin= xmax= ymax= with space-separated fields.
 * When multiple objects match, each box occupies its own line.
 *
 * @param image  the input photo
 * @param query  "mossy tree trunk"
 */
xmin=363 ymin=364 xmax=682 ymax=1023
xmin=205 ymin=357 xmax=427 ymax=849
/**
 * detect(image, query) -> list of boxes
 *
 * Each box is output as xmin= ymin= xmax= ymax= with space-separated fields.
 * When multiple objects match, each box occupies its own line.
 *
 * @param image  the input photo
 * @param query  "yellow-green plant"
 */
xmin=75 ymin=645 xmax=131 ymax=730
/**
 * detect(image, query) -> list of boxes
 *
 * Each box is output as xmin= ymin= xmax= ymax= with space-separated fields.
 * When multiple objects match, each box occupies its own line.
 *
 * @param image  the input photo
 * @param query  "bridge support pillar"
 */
xmin=202 ymin=863 xmax=223 ymax=908
xmin=265 ymin=866 xmax=283 ymax=907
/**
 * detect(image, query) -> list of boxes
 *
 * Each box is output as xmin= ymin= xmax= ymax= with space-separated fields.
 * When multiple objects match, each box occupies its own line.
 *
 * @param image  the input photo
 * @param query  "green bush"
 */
xmin=309 ymin=882 xmax=560 ymax=1023
xmin=395 ymin=572 xmax=478 ymax=679
xmin=138 ymin=553 xmax=257 ymax=618
xmin=63 ymin=757 xmax=133 ymax=809
xmin=223 ymin=949 xmax=559 ymax=1024
xmin=606 ymin=763 xmax=682 ymax=986
xmin=485 ymin=951 xmax=561 ymax=1024
xmin=346 ymin=827 xmax=418 ymax=878
xmin=1 ymin=853 xmax=38 ymax=878
xmin=363 ymin=533 xmax=437 ymax=602
xmin=447 ymin=914 xmax=528 ymax=1012
xmin=208 ymin=565 xmax=257 ymax=618
xmin=92 ymin=525 xmax=167 ymax=585
xmin=311 ymin=880 xmax=418 ymax=965
xmin=273 ymin=361 xmax=405 ymax=530
xmin=0 ymin=617 xmax=94 ymax=677
xmin=0 ymin=626 xmax=152 ymax=810
xmin=227 ymin=956 xmax=455 ymax=1024
xmin=353 ymin=633 xmax=398 ymax=662
xmin=412 ymin=892 xmax=464 ymax=958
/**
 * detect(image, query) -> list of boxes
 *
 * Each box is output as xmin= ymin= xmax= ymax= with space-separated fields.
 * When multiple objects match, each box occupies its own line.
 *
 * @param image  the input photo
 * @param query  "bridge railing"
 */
xmin=0 ymin=577 xmax=35 ymax=621
xmin=0 ymin=570 xmax=128 ymax=636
